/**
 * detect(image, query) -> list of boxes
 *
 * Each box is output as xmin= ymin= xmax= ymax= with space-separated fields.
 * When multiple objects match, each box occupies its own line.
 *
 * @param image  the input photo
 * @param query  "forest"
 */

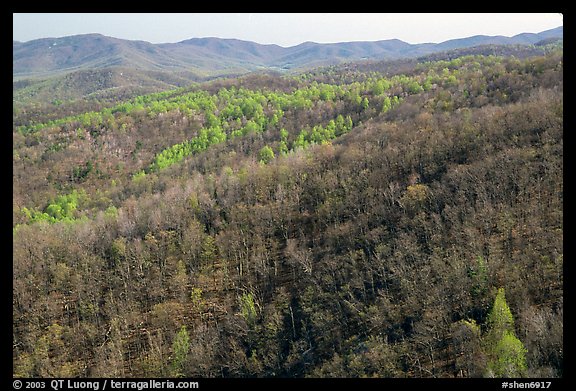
xmin=13 ymin=46 xmax=563 ymax=378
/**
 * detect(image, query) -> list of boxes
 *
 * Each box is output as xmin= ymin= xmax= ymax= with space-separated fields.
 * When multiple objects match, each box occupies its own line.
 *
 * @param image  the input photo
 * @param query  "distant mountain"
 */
xmin=13 ymin=26 xmax=563 ymax=78
xmin=13 ymin=34 xmax=195 ymax=77
xmin=430 ymin=26 xmax=564 ymax=52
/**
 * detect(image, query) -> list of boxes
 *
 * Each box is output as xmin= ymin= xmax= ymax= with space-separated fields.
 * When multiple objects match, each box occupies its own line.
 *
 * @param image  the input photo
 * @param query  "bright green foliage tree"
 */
xmin=381 ymin=96 xmax=392 ymax=113
xmin=487 ymin=288 xmax=514 ymax=338
xmin=371 ymin=79 xmax=391 ymax=95
xmin=132 ymin=170 xmax=146 ymax=181
xmin=204 ymin=112 xmax=220 ymax=128
xmin=293 ymin=130 xmax=310 ymax=150
xmin=485 ymin=288 xmax=527 ymax=377
xmin=240 ymin=292 xmax=258 ymax=325
xmin=278 ymin=128 xmax=290 ymax=155
xmin=150 ymin=125 xmax=227 ymax=172
xmin=269 ymin=110 xmax=282 ymax=128
xmin=21 ymin=190 xmax=85 ymax=224
xmin=345 ymin=115 xmax=353 ymax=131
xmin=258 ymin=146 xmax=275 ymax=164
xmin=407 ymin=80 xmax=424 ymax=94
xmin=278 ymin=140 xmax=289 ymax=155
xmin=423 ymin=77 xmax=433 ymax=91
xmin=170 ymin=326 xmax=190 ymax=377
xmin=488 ymin=330 xmax=528 ymax=377
xmin=243 ymin=120 xmax=260 ymax=135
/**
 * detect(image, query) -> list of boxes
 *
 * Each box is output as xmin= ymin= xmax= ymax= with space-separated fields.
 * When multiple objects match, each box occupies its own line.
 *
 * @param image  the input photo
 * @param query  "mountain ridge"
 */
xmin=14 ymin=26 xmax=563 ymax=78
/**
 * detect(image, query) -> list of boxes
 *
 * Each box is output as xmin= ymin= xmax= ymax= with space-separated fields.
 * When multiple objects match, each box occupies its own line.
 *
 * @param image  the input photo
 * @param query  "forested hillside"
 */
xmin=13 ymin=49 xmax=563 ymax=378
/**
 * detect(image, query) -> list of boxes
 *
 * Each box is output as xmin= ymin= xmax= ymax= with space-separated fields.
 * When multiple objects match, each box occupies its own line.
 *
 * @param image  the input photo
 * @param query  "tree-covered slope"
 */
xmin=13 ymin=50 xmax=563 ymax=378
xmin=13 ymin=27 xmax=562 ymax=108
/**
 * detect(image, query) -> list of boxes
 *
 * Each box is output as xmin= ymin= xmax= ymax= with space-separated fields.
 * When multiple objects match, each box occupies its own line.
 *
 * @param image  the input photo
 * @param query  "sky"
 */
xmin=13 ymin=13 xmax=563 ymax=47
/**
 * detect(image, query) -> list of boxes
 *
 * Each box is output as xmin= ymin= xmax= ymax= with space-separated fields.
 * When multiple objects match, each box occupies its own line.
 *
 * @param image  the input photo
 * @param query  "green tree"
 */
xmin=488 ymin=330 xmax=528 ymax=378
xmin=485 ymin=288 xmax=527 ymax=377
xmin=371 ymin=79 xmax=390 ymax=95
xmin=407 ymin=80 xmax=424 ymax=94
xmin=293 ymin=129 xmax=310 ymax=150
xmin=278 ymin=140 xmax=289 ymax=155
xmin=258 ymin=145 xmax=275 ymax=164
xmin=190 ymin=287 xmax=205 ymax=317
xmin=487 ymin=288 xmax=514 ymax=339
xmin=240 ymin=292 xmax=258 ymax=325
xmin=381 ymin=96 xmax=392 ymax=113
xmin=170 ymin=326 xmax=190 ymax=377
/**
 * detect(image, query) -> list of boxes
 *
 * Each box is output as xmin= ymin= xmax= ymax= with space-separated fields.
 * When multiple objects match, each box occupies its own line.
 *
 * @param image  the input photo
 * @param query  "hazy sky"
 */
xmin=13 ymin=13 xmax=563 ymax=47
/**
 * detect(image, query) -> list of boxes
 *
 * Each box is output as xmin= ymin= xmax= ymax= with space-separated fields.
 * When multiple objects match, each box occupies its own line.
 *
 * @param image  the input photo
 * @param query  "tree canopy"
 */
xmin=13 ymin=49 xmax=563 ymax=378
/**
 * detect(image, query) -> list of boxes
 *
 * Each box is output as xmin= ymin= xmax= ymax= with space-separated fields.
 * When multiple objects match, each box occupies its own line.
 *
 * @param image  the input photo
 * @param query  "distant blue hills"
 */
xmin=13 ymin=26 xmax=563 ymax=78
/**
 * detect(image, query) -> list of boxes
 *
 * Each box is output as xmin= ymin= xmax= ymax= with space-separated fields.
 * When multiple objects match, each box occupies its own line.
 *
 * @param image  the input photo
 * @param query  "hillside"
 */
xmin=12 ymin=27 xmax=562 ymax=109
xmin=13 ymin=67 xmax=207 ymax=103
xmin=13 ymin=49 xmax=563 ymax=378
